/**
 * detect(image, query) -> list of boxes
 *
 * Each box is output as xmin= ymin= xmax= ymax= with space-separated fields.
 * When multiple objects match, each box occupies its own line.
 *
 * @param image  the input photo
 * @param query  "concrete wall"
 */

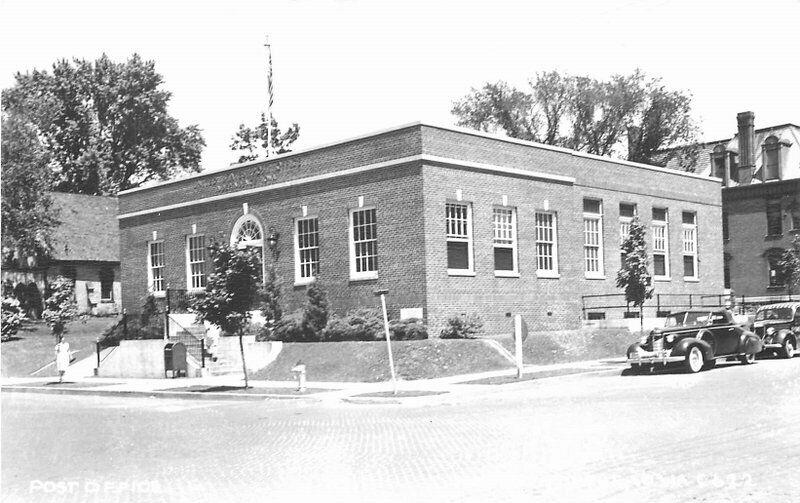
xmin=98 ymin=340 xmax=168 ymax=378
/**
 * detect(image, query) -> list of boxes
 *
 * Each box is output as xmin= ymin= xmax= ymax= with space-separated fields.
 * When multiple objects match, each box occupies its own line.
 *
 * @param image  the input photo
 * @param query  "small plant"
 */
xmin=264 ymin=310 xmax=319 ymax=342
xmin=323 ymin=308 xmax=384 ymax=341
xmin=42 ymin=276 xmax=77 ymax=340
xmin=440 ymin=314 xmax=484 ymax=339
xmin=389 ymin=318 xmax=428 ymax=341
xmin=1 ymin=296 xmax=26 ymax=341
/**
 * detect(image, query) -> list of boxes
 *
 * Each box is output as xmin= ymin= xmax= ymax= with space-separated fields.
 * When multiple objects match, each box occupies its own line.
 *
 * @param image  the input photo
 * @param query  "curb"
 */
xmin=0 ymin=385 xmax=323 ymax=402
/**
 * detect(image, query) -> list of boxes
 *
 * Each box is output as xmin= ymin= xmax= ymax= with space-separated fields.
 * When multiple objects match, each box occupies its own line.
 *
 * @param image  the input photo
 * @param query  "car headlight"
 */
xmin=639 ymin=335 xmax=648 ymax=345
xmin=666 ymin=334 xmax=675 ymax=343
xmin=766 ymin=327 xmax=775 ymax=336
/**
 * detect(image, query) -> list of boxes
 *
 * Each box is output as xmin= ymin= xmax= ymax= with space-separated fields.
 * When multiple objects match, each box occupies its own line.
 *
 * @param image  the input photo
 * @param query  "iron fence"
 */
xmin=581 ymin=292 xmax=799 ymax=319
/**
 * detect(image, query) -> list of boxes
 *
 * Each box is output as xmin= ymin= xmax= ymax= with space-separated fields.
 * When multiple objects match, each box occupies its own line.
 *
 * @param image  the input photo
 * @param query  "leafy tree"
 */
xmin=616 ymin=217 xmax=653 ymax=332
xmin=259 ymin=266 xmax=283 ymax=330
xmin=2 ymin=296 xmax=26 ymax=341
xmin=230 ymin=113 xmax=300 ymax=164
xmin=452 ymin=69 xmax=697 ymax=165
xmin=303 ymin=282 xmax=328 ymax=334
xmin=190 ymin=242 xmax=262 ymax=388
xmin=777 ymin=236 xmax=800 ymax=295
xmin=1 ymin=111 xmax=60 ymax=263
xmin=42 ymin=276 xmax=78 ymax=340
xmin=2 ymin=54 xmax=205 ymax=195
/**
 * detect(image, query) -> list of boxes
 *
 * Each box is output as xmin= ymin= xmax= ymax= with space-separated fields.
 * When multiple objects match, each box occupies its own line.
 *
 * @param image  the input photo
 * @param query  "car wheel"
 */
xmin=739 ymin=353 xmax=756 ymax=365
xmin=780 ymin=338 xmax=795 ymax=359
xmin=685 ymin=346 xmax=704 ymax=373
xmin=703 ymin=358 xmax=717 ymax=371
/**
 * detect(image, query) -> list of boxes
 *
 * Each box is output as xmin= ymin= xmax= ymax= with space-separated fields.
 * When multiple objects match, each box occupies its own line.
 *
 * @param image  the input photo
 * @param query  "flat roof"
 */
xmin=119 ymin=121 xmax=720 ymax=196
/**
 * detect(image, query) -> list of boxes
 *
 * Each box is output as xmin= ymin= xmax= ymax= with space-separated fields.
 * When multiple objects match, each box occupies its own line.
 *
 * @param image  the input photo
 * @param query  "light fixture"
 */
xmin=267 ymin=227 xmax=279 ymax=256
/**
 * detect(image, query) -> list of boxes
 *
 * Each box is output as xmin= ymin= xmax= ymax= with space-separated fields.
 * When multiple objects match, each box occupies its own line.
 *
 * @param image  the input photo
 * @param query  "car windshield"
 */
xmin=663 ymin=311 xmax=711 ymax=328
xmin=755 ymin=307 xmax=794 ymax=321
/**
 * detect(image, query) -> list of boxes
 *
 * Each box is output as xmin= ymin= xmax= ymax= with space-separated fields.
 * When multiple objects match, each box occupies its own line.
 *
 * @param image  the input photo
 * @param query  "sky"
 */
xmin=2 ymin=0 xmax=799 ymax=174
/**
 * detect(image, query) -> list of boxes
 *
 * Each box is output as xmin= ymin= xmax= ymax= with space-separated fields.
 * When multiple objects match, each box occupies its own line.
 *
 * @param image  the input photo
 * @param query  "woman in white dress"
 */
xmin=55 ymin=336 xmax=70 ymax=383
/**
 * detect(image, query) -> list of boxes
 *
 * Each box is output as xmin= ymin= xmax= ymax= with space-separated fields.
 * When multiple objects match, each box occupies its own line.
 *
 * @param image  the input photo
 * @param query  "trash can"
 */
xmin=164 ymin=342 xmax=188 ymax=378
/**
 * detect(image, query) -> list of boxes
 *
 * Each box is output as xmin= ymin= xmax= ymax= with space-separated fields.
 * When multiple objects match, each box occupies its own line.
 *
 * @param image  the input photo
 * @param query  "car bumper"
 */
xmin=761 ymin=343 xmax=783 ymax=350
xmin=627 ymin=350 xmax=683 ymax=366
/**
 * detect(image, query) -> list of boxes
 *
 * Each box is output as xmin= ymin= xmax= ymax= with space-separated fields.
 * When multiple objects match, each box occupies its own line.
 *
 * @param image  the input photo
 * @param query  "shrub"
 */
xmin=440 ymin=314 xmax=484 ymax=339
xmin=262 ymin=310 xmax=320 ymax=342
xmin=1 ymin=296 xmax=25 ymax=341
xmin=259 ymin=267 xmax=282 ymax=327
xmin=389 ymin=318 xmax=428 ymax=341
xmin=42 ymin=276 xmax=77 ymax=339
xmin=323 ymin=308 xmax=383 ymax=341
xmin=304 ymin=282 xmax=328 ymax=333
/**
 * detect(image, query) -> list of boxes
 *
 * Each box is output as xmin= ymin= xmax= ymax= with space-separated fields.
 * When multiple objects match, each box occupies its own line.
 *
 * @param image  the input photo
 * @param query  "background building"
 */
xmin=118 ymin=123 xmax=724 ymax=335
xmin=2 ymin=193 xmax=121 ymax=316
xmin=675 ymin=112 xmax=800 ymax=300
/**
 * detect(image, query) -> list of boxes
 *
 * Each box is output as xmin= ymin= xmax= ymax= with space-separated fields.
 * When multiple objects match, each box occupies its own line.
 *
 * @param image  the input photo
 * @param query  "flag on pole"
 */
xmin=265 ymin=35 xmax=274 ymax=157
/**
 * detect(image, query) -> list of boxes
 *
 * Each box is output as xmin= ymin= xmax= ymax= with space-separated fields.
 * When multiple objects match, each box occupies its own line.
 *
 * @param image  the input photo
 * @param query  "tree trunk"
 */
xmin=238 ymin=329 xmax=249 ymax=389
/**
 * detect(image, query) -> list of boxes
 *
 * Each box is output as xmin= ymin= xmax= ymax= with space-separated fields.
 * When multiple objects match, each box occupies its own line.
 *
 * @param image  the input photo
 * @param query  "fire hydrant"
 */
xmin=291 ymin=362 xmax=306 ymax=392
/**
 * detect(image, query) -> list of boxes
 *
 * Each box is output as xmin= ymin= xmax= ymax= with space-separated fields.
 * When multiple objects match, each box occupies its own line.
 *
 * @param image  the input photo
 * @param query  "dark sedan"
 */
xmin=627 ymin=310 xmax=763 ymax=373
xmin=753 ymin=302 xmax=800 ymax=359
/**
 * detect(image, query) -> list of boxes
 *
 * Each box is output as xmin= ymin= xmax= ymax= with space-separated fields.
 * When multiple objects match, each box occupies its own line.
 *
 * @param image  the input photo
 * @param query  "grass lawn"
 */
xmin=1 ymin=317 xmax=118 ymax=378
xmin=253 ymin=339 xmax=511 ymax=382
xmin=497 ymin=327 xmax=635 ymax=365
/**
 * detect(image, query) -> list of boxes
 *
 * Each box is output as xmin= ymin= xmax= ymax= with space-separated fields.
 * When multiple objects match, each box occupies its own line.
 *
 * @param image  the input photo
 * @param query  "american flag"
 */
xmin=265 ymin=35 xmax=273 ymax=156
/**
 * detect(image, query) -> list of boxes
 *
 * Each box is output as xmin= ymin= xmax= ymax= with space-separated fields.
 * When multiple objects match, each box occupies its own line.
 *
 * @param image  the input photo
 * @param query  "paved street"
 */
xmin=3 ymin=358 xmax=799 ymax=503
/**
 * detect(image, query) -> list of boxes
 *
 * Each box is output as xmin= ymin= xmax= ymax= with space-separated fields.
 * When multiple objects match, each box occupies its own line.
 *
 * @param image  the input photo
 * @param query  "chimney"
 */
xmin=736 ymin=111 xmax=756 ymax=184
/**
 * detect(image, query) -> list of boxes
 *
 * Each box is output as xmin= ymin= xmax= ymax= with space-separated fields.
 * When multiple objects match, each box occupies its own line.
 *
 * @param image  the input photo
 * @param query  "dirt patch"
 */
xmin=158 ymin=385 xmax=332 ymax=395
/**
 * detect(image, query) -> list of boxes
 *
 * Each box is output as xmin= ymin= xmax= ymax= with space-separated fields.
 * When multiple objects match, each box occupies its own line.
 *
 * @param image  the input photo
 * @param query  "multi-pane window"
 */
xmin=350 ymin=208 xmax=378 ymax=279
xmin=99 ymin=267 xmax=114 ymax=301
xmin=768 ymin=253 xmax=784 ymax=288
xmin=620 ymin=203 xmax=636 ymax=267
xmin=767 ymin=201 xmax=782 ymax=236
xmin=583 ymin=199 xmax=604 ymax=277
xmin=493 ymin=208 xmax=517 ymax=274
xmin=186 ymin=235 xmax=206 ymax=290
xmin=652 ymin=208 xmax=669 ymax=279
xmin=535 ymin=212 xmax=558 ymax=275
xmin=148 ymin=241 xmax=165 ymax=293
xmin=682 ymin=212 xmax=698 ymax=279
xmin=295 ymin=217 xmax=320 ymax=283
xmin=446 ymin=203 xmax=473 ymax=273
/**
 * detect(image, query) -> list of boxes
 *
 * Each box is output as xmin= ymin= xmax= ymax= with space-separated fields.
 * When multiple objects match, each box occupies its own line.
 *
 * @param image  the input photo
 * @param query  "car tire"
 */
xmin=703 ymin=358 xmax=717 ymax=371
xmin=739 ymin=353 xmax=756 ymax=365
xmin=780 ymin=337 xmax=795 ymax=359
xmin=685 ymin=346 xmax=704 ymax=373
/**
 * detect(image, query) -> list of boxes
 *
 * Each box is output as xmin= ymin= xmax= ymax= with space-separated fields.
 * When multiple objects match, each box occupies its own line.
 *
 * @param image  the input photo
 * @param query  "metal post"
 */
xmin=375 ymin=290 xmax=397 ymax=395
xmin=688 ymin=294 xmax=693 ymax=308
xmin=656 ymin=295 xmax=661 ymax=316
xmin=514 ymin=315 xmax=524 ymax=378
xmin=122 ymin=309 xmax=128 ymax=338
xmin=200 ymin=338 xmax=205 ymax=368
xmin=95 ymin=338 xmax=101 ymax=375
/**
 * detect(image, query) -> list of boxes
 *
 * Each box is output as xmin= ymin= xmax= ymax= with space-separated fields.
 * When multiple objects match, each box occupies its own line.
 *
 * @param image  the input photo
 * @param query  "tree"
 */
xmin=42 ymin=276 xmax=78 ymax=340
xmin=2 ymin=54 xmax=205 ymax=195
xmin=230 ymin=113 xmax=300 ymax=164
xmin=451 ymin=69 xmax=697 ymax=165
xmin=259 ymin=266 xmax=283 ymax=331
xmin=1 ymin=111 xmax=60 ymax=263
xmin=777 ymin=236 xmax=800 ymax=295
xmin=303 ymin=282 xmax=328 ymax=334
xmin=190 ymin=242 xmax=262 ymax=388
xmin=616 ymin=217 xmax=653 ymax=333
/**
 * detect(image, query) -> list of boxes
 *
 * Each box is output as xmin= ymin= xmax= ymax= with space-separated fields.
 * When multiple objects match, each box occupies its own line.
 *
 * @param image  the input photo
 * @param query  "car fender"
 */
xmin=671 ymin=337 xmax=713 ymax=360
xmin=739 ymin=332 xmax=763 ymax=354
xmin=774 ymin=329 xmax=795 ymax=345
xmin=626 ymin=342 xmax=642 ymax=357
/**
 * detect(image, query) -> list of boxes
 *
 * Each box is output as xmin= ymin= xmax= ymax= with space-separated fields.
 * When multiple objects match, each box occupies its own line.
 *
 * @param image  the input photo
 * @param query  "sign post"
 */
xmin=514 ymin=314 xmax=527 ymax=378
xmin=375 ymin=289 xmax=398 ymax=395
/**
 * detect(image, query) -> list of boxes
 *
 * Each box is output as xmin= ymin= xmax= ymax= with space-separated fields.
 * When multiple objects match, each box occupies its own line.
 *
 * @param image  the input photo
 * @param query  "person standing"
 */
xmin=55 ymin=336 xmax=70 ymax=383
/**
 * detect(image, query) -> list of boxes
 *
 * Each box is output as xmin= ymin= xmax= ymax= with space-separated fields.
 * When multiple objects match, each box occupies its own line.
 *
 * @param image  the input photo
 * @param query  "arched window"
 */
xmin=231 ymin=215 xmax=264 ymax=249
xmin=763 ymin=136 xmax=781 ymax=180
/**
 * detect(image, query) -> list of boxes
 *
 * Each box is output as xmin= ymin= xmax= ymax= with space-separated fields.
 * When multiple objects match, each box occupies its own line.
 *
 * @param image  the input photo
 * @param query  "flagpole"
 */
xmin=265 ymin=35 xmax=273 ymax=158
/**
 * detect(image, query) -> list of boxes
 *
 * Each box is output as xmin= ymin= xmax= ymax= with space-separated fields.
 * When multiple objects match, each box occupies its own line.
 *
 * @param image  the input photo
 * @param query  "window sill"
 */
xmin=536 ymin=272 xmax=560 ymax=279
xmin=294 ymin=277 xmax=316 ymax=287
xmin=187 ymin=288 xmax=206 ymax=295
xmin=349 ymin=273 xmax=378 ymax=282
xmin=151 ymin=291 xmax=166 ymax=298
xmin=99 ymin=299 xmax=114 ymax=304
xmin=653 ymin=276 xmax=671 ymax=282
xmin=764 ymin=234 xmax=783 ymax=240
xmin=494 ymin=271 xmax=520 ymax=278
xmin=683 ymin=277 xmax=700 ymax=283
xmin=584 ymin=274 xmax=606 ymax=280
xmin=448 ymin=269 xmax=476 ymax=277
xmin=766 ymin=285 xmax=786 ymax=291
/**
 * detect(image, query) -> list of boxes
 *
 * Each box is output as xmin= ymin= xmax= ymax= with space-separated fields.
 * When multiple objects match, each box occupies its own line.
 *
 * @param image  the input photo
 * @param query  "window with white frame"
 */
xmin=652 ymin=208 xmax=669 ymax=279
xmin=349 ymin=208 xmax=377 ymax=279
xmin=148 ymin=241 xmax=165 ymax=294
xmin=446 ymin=203 xmax=473 ymax=273
xmin=583 ymin=199 xmax=604 ymax=277
xmin=186 ymin=235 xmax=206 ymax=291
xmin=535 ymin=212 xmax=558 ymax=276
xmin=619 ymin=203 xmax=636 ymax=267
xmin=493 ymin=207 xmax=517 ymax=274
xmin=682 ymin=212 xmax=698 ymax=280
xmin=295 ymin=217 xmax=320 ymax=283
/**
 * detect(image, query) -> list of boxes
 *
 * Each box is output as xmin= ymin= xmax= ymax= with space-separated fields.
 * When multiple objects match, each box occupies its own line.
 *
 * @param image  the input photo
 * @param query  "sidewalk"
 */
xmin=1 ymin=358 xmax=627 ymax=405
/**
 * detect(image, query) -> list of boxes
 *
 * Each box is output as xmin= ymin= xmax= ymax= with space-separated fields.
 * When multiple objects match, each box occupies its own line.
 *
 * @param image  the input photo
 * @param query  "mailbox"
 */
xmin=164 ymin=342 xmax=188 ymax=378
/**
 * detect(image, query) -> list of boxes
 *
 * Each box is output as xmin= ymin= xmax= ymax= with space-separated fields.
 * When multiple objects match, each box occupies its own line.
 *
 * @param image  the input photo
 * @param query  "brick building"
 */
xmin=673 ymin=112 xmax=800 ymax=299
xmin=118 ymin=123 xmax=724 ymax=335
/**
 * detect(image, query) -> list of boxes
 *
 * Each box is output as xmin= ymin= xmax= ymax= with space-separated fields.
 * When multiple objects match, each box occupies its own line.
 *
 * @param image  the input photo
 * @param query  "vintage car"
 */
xmin=753 ymin=302 xmax=800 ymax=359
xmin=627 ymin=309 xmax=763 ymax=373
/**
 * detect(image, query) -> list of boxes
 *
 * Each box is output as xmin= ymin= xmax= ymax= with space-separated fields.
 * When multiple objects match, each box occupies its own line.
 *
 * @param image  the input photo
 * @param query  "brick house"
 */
xmin=672 ymin=112 xmax=800 ymax=299
xmin=118 ymin=123 xmax=724 ymax=335
xmin=2 ymin=192 xmax=121 ymax=316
